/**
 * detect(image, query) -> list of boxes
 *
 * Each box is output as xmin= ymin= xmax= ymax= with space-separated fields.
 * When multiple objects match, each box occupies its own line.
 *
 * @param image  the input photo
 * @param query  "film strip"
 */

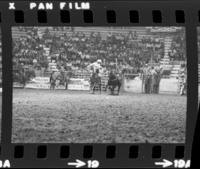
xmin=0 ymin=0 xmax=199 ymax=168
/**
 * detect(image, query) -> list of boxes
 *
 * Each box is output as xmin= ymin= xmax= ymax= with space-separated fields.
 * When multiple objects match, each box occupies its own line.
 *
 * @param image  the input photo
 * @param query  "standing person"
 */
xmin=50 ymin=71 xmax=56 ymax=90
xmin=155 ymin=66 xmax=162 ymax=94
xmin=146 ymin=66 xmax=152 ymax=94
xmin=141 ymin=67 xmax=145 ymax=93
xmin=89 ymin=69 xmax=95 ymax=93
xmin=64 ymin=72 xmax=70 ymax=90
xmin=180 ymin=66 xmax=187 ymax=95
xmin=150 ymin=66 xmax=157 ymax=94
xmin=142 ymin=64 xmax=148 ymax=93
xmin=179 ymin=63 xmax=186 ymax=95
xmin=143 ymin=65 xmax=151 ymax=94
xmin=21 ymin=68 xmax=26 ymax=89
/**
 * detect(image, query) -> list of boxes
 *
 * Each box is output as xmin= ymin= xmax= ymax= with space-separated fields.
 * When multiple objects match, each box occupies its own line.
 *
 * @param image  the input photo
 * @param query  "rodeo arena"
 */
xmin=11 ymin=27 xmax=187 ymax=143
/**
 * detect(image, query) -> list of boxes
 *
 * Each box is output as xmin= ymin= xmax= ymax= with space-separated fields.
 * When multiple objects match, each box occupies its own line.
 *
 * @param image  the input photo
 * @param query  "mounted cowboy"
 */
xmin=87 ymin=59 xmax=103 ymax=75
xmin=87 ymin=59 xmax=103 ymax=93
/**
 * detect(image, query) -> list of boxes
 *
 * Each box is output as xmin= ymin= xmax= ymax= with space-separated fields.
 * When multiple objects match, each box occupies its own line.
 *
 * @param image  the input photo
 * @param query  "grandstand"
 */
xmin=12 ymin=29 xmax=28 ymax=39
xmin=170 ymin=64 xmax=181 ymax=78
xmin=12 ymin=27 xmax=36 ymax=39
xmin=12 ymin=27 xmax=149 ymax=43
xmin=160 ymin=37 xmax=172 ymax=65
xmin=12 ymin=27 xmax=186 ymax=90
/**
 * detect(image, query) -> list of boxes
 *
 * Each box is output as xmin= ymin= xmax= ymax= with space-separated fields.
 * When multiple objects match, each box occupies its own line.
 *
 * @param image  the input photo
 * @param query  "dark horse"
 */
xmin=106 ymin=72 xmax=122 ymax=95
xmin=90 ymin=71 xmax=101 ymax=94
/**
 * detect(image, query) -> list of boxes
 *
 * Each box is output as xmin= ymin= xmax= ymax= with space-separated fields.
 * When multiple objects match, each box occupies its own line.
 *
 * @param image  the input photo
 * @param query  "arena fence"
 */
xmin=12 ymin=68 xmax=186 ymax=94
xmin=71 ymin=70 xmax=109 ymax=90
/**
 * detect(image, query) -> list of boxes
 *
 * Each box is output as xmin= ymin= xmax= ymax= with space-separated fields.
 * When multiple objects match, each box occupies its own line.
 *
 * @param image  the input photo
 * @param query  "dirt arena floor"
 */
xmin=12 ymin=89 xmax=186 ymax=143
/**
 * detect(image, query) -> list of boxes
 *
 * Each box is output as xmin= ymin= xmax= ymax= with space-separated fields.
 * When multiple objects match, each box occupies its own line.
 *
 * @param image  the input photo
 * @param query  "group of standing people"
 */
xmin=142 ymin=65 xmax=162 ymax=94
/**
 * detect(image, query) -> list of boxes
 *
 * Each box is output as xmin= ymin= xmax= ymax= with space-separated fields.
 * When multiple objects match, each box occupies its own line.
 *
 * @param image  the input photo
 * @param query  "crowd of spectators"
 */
xmin=13 ymin=27 xmax=185 ymax=76
xmin=169 ymin=34 xmax=186 ymax=62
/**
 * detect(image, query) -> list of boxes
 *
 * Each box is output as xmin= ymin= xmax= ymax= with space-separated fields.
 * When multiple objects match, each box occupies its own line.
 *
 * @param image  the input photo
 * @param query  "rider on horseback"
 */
xmin=87 ymin=59 xmax=103 ymax=94
xmin=87 ymin=59 xmax=103 ymax=75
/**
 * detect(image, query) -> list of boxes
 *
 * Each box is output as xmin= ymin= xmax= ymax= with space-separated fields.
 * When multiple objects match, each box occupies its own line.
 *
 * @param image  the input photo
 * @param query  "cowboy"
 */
xmin=156 ymin=66 xmax=162 ymax=94
xmin=142 ymin=65 xmax=151 ymax=94
xmin=180 ymin=67 xmax=187 ymax=95
xmin=150 ymin=67 xmax=157 ymax=94
xmin=20 ymin=68 xmax=26 ymax=88
xmin=141 ymin=64 xmax=148 ymax=93
xmin=50 ymin=71 xmax=56 ymax=90
xmin=179 ymin=64 xmax=187 ymax=95
xmin=87 ymin=59 xmax=103 ymax=76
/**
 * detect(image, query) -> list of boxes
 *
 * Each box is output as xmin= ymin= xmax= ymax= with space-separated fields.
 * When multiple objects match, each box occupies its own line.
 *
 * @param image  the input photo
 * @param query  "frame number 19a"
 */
xmin=174 ymin=160 xmax=190 ymax=168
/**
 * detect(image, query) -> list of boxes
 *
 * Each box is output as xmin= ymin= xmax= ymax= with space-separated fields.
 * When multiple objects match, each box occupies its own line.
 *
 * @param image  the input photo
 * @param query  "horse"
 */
xmin=50 ymin=72 xmax=58 ymax=90
xmin=90 ymin=72 xmax=101 ymax=94
xmin=50 ymin=71 xmax=70 ymax=90
xmin=58 ymin=71 xmax=71 ymax=90
xmin=106 ymin=72 xmax=122 ymax=95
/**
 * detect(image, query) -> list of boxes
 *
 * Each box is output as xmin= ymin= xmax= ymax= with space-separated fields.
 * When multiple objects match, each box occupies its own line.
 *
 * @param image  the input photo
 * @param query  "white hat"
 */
xmin=97 ymin=59 xmax=102 ymax=63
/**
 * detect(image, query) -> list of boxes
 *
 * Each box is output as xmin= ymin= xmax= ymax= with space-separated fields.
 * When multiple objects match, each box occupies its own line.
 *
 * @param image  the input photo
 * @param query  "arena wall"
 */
xmin=124 ymin=78 xmax=179 ymax=94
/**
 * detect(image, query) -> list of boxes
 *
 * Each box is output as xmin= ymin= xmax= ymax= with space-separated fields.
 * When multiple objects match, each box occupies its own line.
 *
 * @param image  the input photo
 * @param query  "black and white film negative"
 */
xmin=0 ymin=0 xmax=199 ymax=168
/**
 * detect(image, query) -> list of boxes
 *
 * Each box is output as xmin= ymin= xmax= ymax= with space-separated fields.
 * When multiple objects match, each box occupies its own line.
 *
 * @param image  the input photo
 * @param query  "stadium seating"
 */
xmin=12 ymin=27 xmax=186 ymax=81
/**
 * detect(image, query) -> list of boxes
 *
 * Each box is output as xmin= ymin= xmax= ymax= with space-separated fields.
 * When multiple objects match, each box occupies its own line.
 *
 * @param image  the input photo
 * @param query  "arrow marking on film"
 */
xmin=68 ymin=159 xmax=86 ymax=168
xmin=155 ymin=159 xmax=173 ymax=168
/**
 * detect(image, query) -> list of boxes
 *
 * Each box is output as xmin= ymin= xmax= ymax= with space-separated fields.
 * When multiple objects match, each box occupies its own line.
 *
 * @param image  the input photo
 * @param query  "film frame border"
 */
xmin=0 ymin=0 xmax=198 ymax=168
